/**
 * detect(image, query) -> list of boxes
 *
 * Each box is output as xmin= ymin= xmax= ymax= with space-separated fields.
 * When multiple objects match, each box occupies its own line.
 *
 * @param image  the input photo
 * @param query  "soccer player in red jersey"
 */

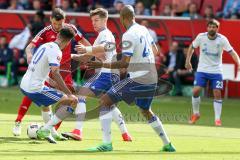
xmin=13 ymin=8 xmax=90 ymax=140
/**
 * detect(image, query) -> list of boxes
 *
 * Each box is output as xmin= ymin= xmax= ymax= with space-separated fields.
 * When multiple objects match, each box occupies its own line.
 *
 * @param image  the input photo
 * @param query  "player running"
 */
xmin=68 ymin=8 xmax=132 ymax=141
xmin=85 ymin=5 xmax=176 ymax=152
xmin=185 ymin=19 xmax=240 ymax=126
xmin=13 ymin=8 xmax=90 ymax=140
xmin=20 ymin=27 xmax=78 ymax=144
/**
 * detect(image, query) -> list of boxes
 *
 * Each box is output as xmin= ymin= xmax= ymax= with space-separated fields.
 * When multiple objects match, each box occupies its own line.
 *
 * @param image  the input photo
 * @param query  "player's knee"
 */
xmin=42 ymin=106 xmax=50 ymax=112
xmin=213 ymin=90 xmax=222 ymax=100
xmin=99 ymin=95 xmax=112 ymax=107
xmin=141 ymin=109 xmax=154 ymax=120
xmin=192 ymin=87 xmax=201 ymax=97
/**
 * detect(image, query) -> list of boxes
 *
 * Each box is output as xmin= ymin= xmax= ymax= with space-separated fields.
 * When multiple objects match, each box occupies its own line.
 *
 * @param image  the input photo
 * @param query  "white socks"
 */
xmin=214 ymin=99 xmax=222 ymax=120
xmin=99 ymin=107 xmax=112 ymax=143
xmin=41 ymin=110 xmax=52 ymax=124
xmin=42 ymin=115 xmax=61 ymax=131
xmin=192 ymin=96 xmax=200 ymax=114
xmin=112 ymin=106 xmax=128 ymax=134
xmin=149 ymin=115 xmax=170 ymax=145
xmin=42 ymin=105 xmax=73 ymax=131
xmin=75 ymin=100 xmax=86 ymax=131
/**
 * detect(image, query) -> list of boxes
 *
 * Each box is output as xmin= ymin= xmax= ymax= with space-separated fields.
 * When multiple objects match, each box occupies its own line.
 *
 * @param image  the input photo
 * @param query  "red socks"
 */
xmin=15 ymin=96 xmax=32 ymax=122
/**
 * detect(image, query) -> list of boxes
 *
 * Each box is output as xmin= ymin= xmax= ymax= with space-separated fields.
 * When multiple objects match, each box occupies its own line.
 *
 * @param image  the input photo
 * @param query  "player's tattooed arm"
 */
xmin=51 ymin=66 xmax=72 ymax=95
xmin=87 ymin=55 xmax=130 ymax=69
xmin=25 ymin=42 xmax=36 ymax=64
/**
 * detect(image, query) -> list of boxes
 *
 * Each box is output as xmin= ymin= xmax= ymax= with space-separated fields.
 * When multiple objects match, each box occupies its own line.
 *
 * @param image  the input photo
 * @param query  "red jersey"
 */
xmin=32 ymin=23 xmax=82 ymax=86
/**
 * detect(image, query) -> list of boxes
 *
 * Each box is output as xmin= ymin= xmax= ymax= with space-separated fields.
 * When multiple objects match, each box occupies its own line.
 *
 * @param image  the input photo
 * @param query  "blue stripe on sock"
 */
xmin=214 ymin=100 xmax=222 ymax=104
xmin=148 ymin=115 xmax=157 ymax=123
xmin=67 ymin=107 xmax=74 ymax=113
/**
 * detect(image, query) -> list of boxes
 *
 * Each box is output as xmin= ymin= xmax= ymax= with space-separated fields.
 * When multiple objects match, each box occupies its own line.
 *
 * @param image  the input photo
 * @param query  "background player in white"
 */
xmin=185 ymin=19 xmax=240 ymax=126
xmin=68 ymin=8 xmax=132 ymax=141
xmin=20 ymin=27 xmax=78 ymax=143
xmin=86 ymin=5 xmax=175 ymax=152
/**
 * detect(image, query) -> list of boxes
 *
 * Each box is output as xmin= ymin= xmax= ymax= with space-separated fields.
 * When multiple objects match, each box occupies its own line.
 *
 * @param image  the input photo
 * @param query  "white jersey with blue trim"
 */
xmin=192 ymin=32 xmax=233 ymax=74
xmin=93 ymin=28 xmax=117 ymax=73
xmin=122 ymin=23 xmax=157 ymax=84
xmin=20 ymin=42 xmax=62 ymax=92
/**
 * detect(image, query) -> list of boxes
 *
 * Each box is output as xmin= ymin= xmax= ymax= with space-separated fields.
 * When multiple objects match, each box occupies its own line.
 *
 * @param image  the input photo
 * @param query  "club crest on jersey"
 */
xmin=57 ymin=56 xmax=61 ymax=61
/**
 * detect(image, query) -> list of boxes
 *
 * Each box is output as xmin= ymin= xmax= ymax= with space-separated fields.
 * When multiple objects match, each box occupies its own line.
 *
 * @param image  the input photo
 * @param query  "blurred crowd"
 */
xmin=0 ymin=0 xmax=239 ymax=19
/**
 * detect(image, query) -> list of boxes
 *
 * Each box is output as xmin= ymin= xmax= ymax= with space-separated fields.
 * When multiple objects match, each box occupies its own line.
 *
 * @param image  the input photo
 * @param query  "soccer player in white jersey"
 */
xmin=185 ymin=19 xmax=240 ymax=126
xmin=67 ymin=8 xmax=132 ymax=141
xmin=20 ymin=27 xmax=78 ymax=143
xmin=86 ymin=5 xmax=175 ymax=152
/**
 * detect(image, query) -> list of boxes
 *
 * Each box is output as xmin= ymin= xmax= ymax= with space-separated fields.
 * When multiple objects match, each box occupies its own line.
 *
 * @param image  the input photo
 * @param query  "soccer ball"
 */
xmin=27 ymin=123 xmax=41 ymax=139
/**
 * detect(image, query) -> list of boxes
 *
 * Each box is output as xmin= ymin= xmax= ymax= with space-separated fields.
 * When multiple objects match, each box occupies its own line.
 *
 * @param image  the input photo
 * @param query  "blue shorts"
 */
xmin=194 ymin=72 xmax=223 ymax=89
xmin=106 ymin=78 xmax=157 ymax=110
xmin=21 ymin=86 xmax=63 ymax=107
xmin=84 ymin=73 xmax=120 ymax=96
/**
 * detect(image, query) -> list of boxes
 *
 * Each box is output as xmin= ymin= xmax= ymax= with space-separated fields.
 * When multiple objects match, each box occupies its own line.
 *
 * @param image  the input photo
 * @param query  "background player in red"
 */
xmin=13 ymin=8 xmax=90 ymax=140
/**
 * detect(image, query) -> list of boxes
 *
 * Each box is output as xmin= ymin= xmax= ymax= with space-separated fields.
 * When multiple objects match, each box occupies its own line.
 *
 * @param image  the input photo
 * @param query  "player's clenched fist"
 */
xmin=185 ymin=62 xmax=192 ymax=71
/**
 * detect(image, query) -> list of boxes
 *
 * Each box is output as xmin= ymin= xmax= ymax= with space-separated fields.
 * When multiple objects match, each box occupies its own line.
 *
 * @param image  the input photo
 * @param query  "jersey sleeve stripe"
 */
xmin=34 ymin=25 xmax=51 ymax=38
xmin=49 ymin=63 xmax=60 ymax=66
xmin=122 ymin=52 xmax=133 ymax=56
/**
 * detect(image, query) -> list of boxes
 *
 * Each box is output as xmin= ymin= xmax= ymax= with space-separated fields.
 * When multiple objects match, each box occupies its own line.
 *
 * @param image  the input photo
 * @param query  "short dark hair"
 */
xmin=207 ymin=19 xmax=220 ymax=28
xmin=59 ymin=27 xmax=75 ymax=41
xmin=36 ymin=10 xmax=45 ymax=21
xmin=51 ymin=8 xmax=65 ymax=21
xmin=90 ymin=8 xmax=108 ymax=18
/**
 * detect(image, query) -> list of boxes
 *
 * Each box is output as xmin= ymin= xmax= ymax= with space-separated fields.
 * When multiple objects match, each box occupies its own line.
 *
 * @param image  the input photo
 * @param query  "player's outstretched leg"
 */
xmin=111 ymin=106 xmax=132 ymax=141
xmin=13 ymin=96 xmax=32 ymax=136
xmin=189 ymin=86 xmax=201 ymax=124
xmin=62 ymin=98 xmax=86 ymax=140
xmin=141 ymin=109 xmax=176 ymax=152
xmin=37 ymin=105 xmax=75 ymax=144
xmin=41 ymin=107 xmax=67 ymax=141
xmin=87 ymin=106 xmax=113 ymax=152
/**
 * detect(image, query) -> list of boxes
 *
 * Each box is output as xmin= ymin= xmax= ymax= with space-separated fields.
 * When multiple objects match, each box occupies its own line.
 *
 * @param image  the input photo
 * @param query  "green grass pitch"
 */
xmin=0 ymin=87 xmax=240 ymax=160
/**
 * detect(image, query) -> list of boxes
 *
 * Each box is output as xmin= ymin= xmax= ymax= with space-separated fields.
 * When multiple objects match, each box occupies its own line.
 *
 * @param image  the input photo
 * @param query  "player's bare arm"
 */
xmin=78 ymin=37 xmax=91 ymax=46
xmin=152 ymin=43 xmax=158 ymax=56
xmin=87 ymin=55 xmax=131 ymax=69
xmin=185 ymin=44 xmax=194 ymax=71
xmin=25 ymin=42 xmax=36 ymax=64
xmin=75 ymin=43 xmax=105 ymax=57
xmin=51 ymin=66 xmax=72 ymax=95
xmin=229 ymin=50 xmax=240 ymax=70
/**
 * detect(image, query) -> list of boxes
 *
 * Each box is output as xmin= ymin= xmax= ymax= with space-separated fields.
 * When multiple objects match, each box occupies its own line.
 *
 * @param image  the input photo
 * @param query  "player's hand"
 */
xmin=185 ymin=62 xmax=193 ymax=72
xmin=86 ymin=61 xmax=103 ymax=69
xmin=19 ymin=58 xmax=25 ymax=64
xmin=26 ymin=54 xmax=32 ymax=64
xmin=75 ymin=43 xmax=86 ymax=54
xmin=71 ymin=54 xmax=81 ymax=61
